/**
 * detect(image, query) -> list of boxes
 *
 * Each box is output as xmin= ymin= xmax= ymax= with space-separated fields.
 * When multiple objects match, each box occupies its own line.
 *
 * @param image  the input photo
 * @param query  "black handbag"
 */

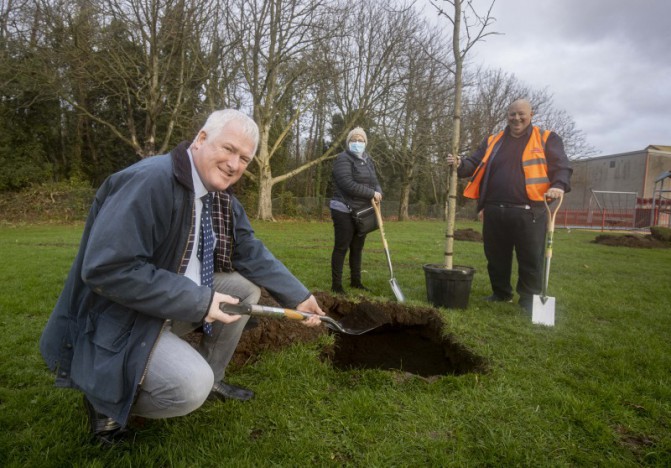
xmin=351 ymin=205 xmax=378 ymax=236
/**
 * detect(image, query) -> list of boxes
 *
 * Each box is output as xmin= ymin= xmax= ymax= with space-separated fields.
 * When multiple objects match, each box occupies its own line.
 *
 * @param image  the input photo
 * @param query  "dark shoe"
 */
xmin=331 ymin=285 xmax=346 ymax=295
xmin=518 ymin=295 xmax=533 ymax=313
xmin=243 ymin=316 xmax=259 ymax=331
xmin=83 ymin=395 xmax=127 ymax=445
xmin=483 ymin=294 xmax=513 ymax=303
xmin=208 ymin=381 xmax=254 ymax=402
xmin=350 ymin=283 xmax=371 ymax=292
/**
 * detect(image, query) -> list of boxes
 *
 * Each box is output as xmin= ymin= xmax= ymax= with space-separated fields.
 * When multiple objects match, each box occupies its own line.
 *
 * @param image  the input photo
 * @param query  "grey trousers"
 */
xmin=132 ymin=272 xmax=261 ymax=419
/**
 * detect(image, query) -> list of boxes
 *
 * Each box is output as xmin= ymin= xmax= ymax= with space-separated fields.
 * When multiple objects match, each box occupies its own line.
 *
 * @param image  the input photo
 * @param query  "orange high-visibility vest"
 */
xmin=463 ymin=126 xmax=551 ymax=201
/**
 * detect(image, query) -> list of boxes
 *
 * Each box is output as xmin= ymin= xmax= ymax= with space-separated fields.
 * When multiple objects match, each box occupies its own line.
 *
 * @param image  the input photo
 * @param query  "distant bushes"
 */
xmin=0 ymin=181 xmax=95 ymax=224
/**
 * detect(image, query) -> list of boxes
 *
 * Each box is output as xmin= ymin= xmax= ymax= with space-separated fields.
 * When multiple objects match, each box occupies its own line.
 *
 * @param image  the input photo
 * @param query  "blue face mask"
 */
xmin=349 ymin=142 xmax=366 ymax=154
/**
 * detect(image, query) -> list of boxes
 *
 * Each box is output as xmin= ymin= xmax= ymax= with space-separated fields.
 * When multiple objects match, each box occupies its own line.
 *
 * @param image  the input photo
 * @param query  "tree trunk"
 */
xmin=399 ymin=181 xmax=411 ymax=221
xmin=444 ymin=0 xmax=463 ymax=269
xmin=257 ymin=168 xmax=274 ymax=221
xmin=256 ymin=122 xmax=275 ymax=220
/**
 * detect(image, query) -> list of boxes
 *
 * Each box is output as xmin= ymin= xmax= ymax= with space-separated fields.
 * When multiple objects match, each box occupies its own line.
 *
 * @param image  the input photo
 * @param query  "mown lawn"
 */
xmin=0 ymin=220 xmax=669 ymax=467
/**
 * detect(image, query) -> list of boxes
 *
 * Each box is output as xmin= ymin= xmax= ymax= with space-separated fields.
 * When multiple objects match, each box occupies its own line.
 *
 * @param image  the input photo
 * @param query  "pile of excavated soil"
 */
xmin=592 ymin=234 xmax=670 ymax=249
xmin=454 ymin=228 xmax=483 ymax=242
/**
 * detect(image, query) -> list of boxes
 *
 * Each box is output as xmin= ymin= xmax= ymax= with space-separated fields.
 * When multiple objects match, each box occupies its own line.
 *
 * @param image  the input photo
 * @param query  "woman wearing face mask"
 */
xmin=329 ymin=127 xmax=383 ymax=294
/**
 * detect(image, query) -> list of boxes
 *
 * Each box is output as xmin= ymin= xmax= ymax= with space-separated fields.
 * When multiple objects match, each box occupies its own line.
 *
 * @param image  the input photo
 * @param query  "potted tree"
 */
xmin=423 ymin=0 xmax=495 ymax=309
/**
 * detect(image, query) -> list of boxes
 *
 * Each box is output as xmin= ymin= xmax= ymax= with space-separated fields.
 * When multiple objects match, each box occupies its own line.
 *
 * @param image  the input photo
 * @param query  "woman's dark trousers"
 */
xmin=330 ymin=209 xmax=367 ymax=291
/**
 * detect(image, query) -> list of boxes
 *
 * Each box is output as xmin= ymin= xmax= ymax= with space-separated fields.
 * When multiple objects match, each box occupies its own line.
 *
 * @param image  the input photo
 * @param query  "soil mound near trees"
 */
xmin=592 ymin=233 xmax=670 ymax=248
xmin=454 ymin=228 xmax=482 ymax=242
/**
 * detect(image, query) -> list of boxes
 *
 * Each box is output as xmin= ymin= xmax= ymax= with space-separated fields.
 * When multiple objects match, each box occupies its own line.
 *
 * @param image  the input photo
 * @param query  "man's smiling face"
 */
xmin=507 ymin=100 xmax=533 ymax=137
xmin=191 ymin=122 xmax=256 ymax=192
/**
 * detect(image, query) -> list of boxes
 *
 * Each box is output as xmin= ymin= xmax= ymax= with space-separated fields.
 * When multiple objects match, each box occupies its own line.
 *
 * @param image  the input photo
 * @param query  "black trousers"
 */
xmin=330 ymin=209 xmax=367 ymax=287
xmin=482 ymin=204 xmax=547 ymax=300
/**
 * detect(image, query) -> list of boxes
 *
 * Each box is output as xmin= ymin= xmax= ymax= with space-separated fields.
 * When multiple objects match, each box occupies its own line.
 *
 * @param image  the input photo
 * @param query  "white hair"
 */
xmin=195 ymin=109 xmax=259 ymax=154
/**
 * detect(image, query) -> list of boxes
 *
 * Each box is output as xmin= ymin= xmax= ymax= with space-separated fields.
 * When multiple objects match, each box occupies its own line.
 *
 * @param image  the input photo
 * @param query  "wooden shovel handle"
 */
xmin=372 ymin=199 xmax=389 ymax=250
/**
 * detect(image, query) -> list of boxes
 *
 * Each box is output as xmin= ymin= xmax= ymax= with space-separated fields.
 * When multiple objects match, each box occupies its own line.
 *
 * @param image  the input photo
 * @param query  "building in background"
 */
xmin=561 ymin=145 xmax=671 ymax=229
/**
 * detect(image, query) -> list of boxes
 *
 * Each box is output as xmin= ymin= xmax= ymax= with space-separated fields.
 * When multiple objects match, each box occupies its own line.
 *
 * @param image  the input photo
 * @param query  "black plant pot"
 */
xmin=422 ymin=264 xmax=476 ymax=309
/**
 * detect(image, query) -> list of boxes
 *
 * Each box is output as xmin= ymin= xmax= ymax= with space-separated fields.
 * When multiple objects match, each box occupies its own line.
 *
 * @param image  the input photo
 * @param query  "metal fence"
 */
xmin=270 ymin=197 xmax=479 ymax=221
xmin=271 ymin=196 xmax=671 ymax=230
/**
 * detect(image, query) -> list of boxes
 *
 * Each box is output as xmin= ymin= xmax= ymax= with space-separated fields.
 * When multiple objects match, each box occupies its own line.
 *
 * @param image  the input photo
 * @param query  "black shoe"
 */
xmin=83 ymin=395 xmax=127 ymax=446
xmin=331 ymin=285 xmax=346 ymax=295
xmin=518 ymin=295 xmax=533 ymax=313
xmin=350 ymin=283 xmax=371 ymax=292
xmin=243 ymin=316 xmax=259 ymax=331
xmin=208 ymin=381 xmax=254 ymax=402
xmin=483 ymin=294 xmax=513 ymax=303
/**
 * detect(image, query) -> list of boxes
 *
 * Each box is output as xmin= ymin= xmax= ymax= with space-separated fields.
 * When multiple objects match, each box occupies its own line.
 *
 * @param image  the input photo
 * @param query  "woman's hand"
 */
xmin=373 ymin=191 xmax=382 ymax=202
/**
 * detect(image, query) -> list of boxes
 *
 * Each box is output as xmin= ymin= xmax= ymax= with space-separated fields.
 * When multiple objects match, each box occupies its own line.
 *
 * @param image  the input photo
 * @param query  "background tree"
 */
xmin=229 ymin=0 xmax=340 ymax=220
xmin=379 ymin=21 xmax=453 ymax=220
xmin=0 ymin=0 xmax=597 ymax=216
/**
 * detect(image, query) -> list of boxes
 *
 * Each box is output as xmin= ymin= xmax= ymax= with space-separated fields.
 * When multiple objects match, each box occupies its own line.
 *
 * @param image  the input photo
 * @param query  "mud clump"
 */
xmin=223 ymin=290 xmax=487 ymax=378
xmin=592 ymin=234 xmax=670 ymax=248
xmin=454 ymin=228 xmax=483 ymax=242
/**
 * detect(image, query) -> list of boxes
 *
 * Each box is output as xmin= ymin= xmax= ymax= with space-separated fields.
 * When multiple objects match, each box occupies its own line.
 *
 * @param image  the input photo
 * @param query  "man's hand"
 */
xmin=373 ymin=191 xmax=382 ymax=202
xmin=296 ymin=295 xmax=324 ymax=327
xmin=204 ymin=292 xmax=242 ymax=326
xmin=446 ymin=153 xmax=460 ymax=167
xmin=546 ymin=187 xmax=564 ymax=199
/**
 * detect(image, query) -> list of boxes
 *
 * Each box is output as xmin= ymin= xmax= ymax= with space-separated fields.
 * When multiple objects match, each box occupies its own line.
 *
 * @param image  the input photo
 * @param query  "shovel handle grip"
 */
xmin=220 ymin=303 xmax=312 ymax=322
xmin=544 ymin=193 xmax=564 ymax=232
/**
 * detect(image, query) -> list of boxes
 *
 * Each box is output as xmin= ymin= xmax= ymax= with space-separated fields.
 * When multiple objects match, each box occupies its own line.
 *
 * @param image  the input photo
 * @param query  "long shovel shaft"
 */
xmin=373 ymin=202 xmax=393 ymax=273
xmin=372 ymin=199 xmax=405 ymax=302
xmin=542 ymin=230 xmax=554 ymax=297
xmin=541 ymin=194 xmax=563 ymax=297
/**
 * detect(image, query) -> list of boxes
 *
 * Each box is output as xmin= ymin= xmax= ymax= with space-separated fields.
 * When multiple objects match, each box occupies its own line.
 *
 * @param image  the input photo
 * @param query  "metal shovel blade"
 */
xmin=532 ymin=295 xmax=555 ymax=326
xmin=320 ymin=315 xmax=380 ymax=335
xmin=389 ymin=278 xmax=405 ymax=303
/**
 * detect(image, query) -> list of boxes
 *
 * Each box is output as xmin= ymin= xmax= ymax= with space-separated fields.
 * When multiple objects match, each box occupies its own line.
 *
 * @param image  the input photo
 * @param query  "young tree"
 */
xmin=430 ymin=0 xmax=497 ymax=268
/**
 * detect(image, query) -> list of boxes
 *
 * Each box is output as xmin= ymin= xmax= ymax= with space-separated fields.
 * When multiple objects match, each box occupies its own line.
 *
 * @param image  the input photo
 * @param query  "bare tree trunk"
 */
xmin=256 ymin=123 xmax=275 ymax=220
xmin=444 ymin=0 xmax=462 ymax=269
xmin=399 ymin=180 xmax=412 ymax=221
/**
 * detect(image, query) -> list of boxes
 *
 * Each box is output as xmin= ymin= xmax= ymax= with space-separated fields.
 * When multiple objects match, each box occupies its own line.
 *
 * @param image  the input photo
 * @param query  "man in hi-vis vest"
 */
xmin=447 ymin=99 xmax=572 ymax=312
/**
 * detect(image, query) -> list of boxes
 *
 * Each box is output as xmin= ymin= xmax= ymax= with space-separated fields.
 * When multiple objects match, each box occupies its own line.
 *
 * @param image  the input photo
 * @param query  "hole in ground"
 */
xmin=215 ymin=291 xmax=488 ymax=378
xmin=324 ymin=323 xmax=483 ymax=377
xmin=318 ymin=293 xmax=487 ymax=377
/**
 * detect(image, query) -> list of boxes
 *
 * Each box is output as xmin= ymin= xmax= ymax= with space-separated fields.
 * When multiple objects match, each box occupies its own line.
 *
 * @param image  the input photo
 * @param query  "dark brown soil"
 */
xmin=592 ymin=233 xmax=670 ymax=248
xmin=454 ymin=228 xmax=483 ymax=242
xmin=187 ymin=290 xmax=487 ymax=378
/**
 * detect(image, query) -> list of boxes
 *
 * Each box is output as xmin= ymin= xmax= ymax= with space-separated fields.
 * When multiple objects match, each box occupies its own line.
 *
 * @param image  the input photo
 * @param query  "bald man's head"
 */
xmin=507 ymin=99 xmax=534 ymax=137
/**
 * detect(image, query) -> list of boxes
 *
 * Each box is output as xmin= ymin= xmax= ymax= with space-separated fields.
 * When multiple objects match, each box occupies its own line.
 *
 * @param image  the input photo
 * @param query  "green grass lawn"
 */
xmin=1 ymin=220 xmax=670 ymax=466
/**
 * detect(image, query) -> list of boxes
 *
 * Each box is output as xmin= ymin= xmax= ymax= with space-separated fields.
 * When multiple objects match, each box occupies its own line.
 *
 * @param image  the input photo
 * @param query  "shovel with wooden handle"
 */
xmin=220 ymin=303 xmax=381 ymax=335
xmin=372 ymin=199 xmax=405 ymax=302
xmin=532 ymin=193 xmax=564 ymax=326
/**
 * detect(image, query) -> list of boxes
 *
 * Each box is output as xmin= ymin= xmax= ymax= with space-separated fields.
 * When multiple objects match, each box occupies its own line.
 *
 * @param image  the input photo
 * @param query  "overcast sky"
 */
xmin=421 ymin=0 xmax=671 ymax=156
